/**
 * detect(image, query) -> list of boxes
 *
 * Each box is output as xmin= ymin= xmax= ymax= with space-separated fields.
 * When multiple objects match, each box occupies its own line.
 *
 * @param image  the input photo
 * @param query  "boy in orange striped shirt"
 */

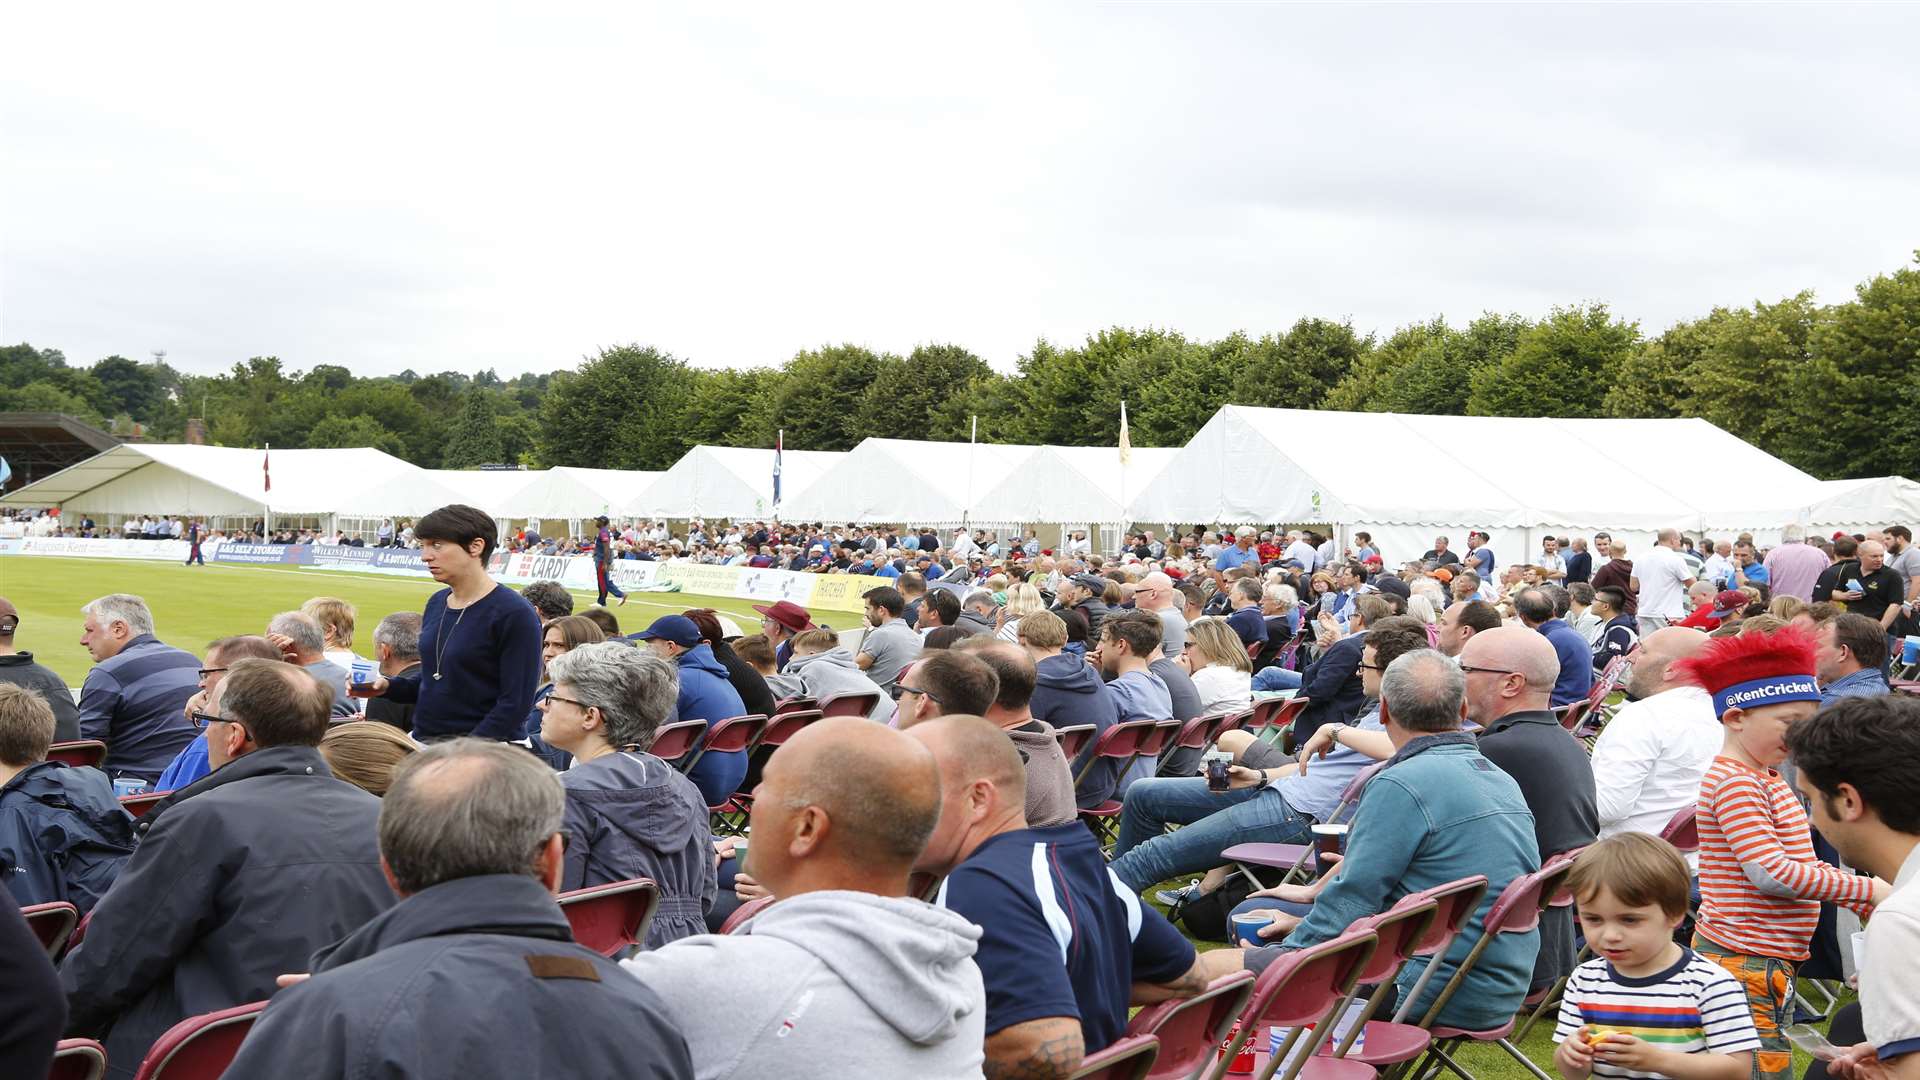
xmin=1672 ymin=629 xmax=1893 ymax=1080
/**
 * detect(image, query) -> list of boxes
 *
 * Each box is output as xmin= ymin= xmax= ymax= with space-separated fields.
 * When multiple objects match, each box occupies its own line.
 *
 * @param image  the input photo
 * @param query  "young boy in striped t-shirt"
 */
xmin=1669 ymin=630 xmax=1892 ymax=1080
xmin=1554 ymin=833 xmax=1759 ymax=1080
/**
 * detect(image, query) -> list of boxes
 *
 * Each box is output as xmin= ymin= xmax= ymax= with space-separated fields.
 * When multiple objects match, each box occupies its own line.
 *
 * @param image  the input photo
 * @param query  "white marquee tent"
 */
xmin=782 ymin=438 xmax=1038 ymax=527
xmin=1128 ymin=406 xmax=1854 ymax=560
xmin=0 ymin=444 xmax=438 ymax=522
xmin=512 ymin=467 xmax=660 ymax=520
xmin=623 ymin=446 xmax=842 ymax=521
xmin=968 ymin=445 xmax=1180 ymax=529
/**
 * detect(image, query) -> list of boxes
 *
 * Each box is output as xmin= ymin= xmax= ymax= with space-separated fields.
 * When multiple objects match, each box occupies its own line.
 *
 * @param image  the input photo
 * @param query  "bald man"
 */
xmin=1132 ymin=571 xmax=1188 ymax=657
xmin=1459 ymin=626 xmax=1597 ymax=992
xmin=1587 ymin=628 xmax=1716 ymax=858
xmin=910 ymin=717 xmax=1203 ymax=1079
xmin=621 ymin=718 xmax=987 ymax=1078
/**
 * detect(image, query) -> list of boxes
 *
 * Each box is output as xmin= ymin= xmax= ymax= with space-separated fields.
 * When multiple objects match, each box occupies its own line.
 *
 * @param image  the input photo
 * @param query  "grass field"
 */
xmin=1 ymin=556 xmax=773 ymax=684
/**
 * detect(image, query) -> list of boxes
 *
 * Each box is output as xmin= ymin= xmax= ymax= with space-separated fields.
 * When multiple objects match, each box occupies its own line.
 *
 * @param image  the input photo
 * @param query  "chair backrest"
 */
xmin=720 ymin=895 xmax=775 ymax=934
xmin=1540 ymin=849 xmax=1585 ymax=908
xmin=556 ymin=877 xmax=660 ymax=957
xmin=1403 ymin=875 xmax=1490 ymax=956
xmin=1214 ymin=708 xmax=1252 ymax=738
xmin=1125 ymin=970 xmax=1256 ymax=1080
xmin=771 ymin=696 xmax=819 ymax=717
xmin=1660 ymin=805 xmax=1699 ymax=854
xmin=1072 ymin=720 xmax=1154 ymax=787
xmin=1054 ymin=723 xmax=1097 ymax=760
xmin=704 ymin=714 xmax=770 ymax=754
xmin=1587 ymin=649 xmax=1635 ymax=710
xmin=49 ymin=1039 xmax=108 ymax=1080
xmin=1136 ymin=717 xmax=1182 ymax=759
xmin=1228 ymin=930 xmax=1378 ymax=1080
xmin=1067 ymin=1034 xmax=1160 ymax=1080
xmin=1414 ymin=861 xmax=1569 ymax=1028
xmin=1272 ymin=695 xmax=1311 ymax=734
xmin=1552 ymin=701 xmax=1588 ymax=731
xmin=46 ymin=740 xmax=109 ymax=769
xmin=132 ymin=1000 xmax=268 ymax=1080
xmin=1243 ymin=697 xmax=1287 ymax=732
xmin=1171 ymin=713 xmax=1224 ymax=753
xmin=1335 ymin=758 xmax=1390 ymax=809
xmin=647 ymin=718 xmax=708 ymax=764
xmin=817 ymin=691 xmax=880 ymax=719
xmin=119 ymin=790 xmax=172 ymax=819
xmin=1349 ymin=897 xmax=1440 ymax=984
xmin=754 ymin=709 xmax=818 ymax=749
xmin=22 ymin=901 xmax=78 ymax=956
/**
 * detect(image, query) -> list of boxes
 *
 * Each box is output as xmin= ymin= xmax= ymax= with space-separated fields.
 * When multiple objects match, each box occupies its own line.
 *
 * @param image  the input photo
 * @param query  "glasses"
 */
xmin=196 ymin=667 xmax=228 ymax=679
xmin=543 ymin=694 xmax=595 ymax=712
xmin=1356 ymin=661 xmax=1385 ymax=672
xmin=890 ymin=684 xmax=942 ymax=705
xmin=1458 ymin=665 xmax=1520 ymax=677
xmin=190 ymin=711 xmax=251 ymax=737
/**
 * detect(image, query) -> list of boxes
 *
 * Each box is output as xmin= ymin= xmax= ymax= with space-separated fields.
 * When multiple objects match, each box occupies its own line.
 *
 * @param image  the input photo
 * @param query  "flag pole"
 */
xmin=1118 ymin=401 xmax=1133 ymax=551
xmin=964 ymin=415 xmax=977 ymax=529
xmin=263 ymin=443 xmax=272 ymax=539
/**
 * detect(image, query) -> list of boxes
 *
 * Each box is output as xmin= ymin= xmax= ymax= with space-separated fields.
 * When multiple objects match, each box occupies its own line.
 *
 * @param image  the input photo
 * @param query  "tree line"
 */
xmin=3 ymin=252 xmax=1914 ymax=480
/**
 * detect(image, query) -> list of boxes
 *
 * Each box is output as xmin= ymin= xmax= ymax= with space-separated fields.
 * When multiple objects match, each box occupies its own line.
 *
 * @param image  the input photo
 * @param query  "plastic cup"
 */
xmin=1903 ymin=636 xmax=1920 ymax=665
xmin=1232 ymin=912 xmax=1273 ymax=947
xmin=1311 ymin=823 xmax=1348 ymax=876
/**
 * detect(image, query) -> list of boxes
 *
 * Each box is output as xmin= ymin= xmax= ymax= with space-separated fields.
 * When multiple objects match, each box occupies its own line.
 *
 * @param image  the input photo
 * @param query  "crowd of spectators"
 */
xmin=3 ymin=502 xmax=1920 ymax=1079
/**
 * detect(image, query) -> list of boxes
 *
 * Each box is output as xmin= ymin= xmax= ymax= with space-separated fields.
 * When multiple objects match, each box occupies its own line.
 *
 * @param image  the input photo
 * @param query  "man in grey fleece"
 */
xmin=621 ymin=717 xmax=987 ymax=1079
xmin=764 ymin=628 xmax=896 ymax=725
xmin=952 ymin=637 xmax=1078 ymax=828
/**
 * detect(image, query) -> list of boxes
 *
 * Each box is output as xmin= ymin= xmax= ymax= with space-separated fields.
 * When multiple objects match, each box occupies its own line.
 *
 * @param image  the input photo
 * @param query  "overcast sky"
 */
xmin=4 ymin=3 xmax=1916 ymax=379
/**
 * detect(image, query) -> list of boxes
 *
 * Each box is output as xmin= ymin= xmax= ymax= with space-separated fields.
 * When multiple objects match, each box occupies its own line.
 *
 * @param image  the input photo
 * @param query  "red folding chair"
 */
xmin=1055 ymin=723 xmax=1097 ymax=761
xmin=1397 ymin=859 xmax=1579 ymax=1080
xmin=22 ymin=901 xmax=78 ymax=957
xmin=1659 ymin=804 xmax=1699 ymax=854
xmin=818 ymin=691 xmax=880 ymax=719
xmin=771 ymin=696 xmax=819 ymax=717
xmin=1223 ymin=759 xmax=1389 ymax=889
xmin=1075 ymin=720 xmax=1157 ymax=849
xmin=1302 ymin=896 xmax=1444 ymax=1071
xmin=684 ymin=713 xmax=769 ymax=782
xmin=1070 ymin=1033 xmax=1161 ymax=1080
xmin=1218 ymin=928 xmax=1380 ymax=1080
xmin=647 ymin=718 xmax=708 ymax=767
xmin=720 ymin=895 xmax=775 ymax=934
xmin=1550 ymin=701 xmax=1588 ymax=733
xmin=1386 ymin=877 xmax=1491 ymax=1026
xmin=131 ymin=1000 xmax=269 ymax=1080
xmin=1158 ymin=713 xmax=1232 ymax=777
xmin=46 ymin=740 xmax=108 ymax=769
xmin=49 ymin=1039 xmax=108 ymax=1080
xmin=1126 ymin=969 xmax=1256 ymax=1080
xmin=1255 ymin=696 xmax=1312 ymax=750
xmin=119 ymin=790 xmax=172 ymax=819
xmin=1133 ymin=718 xmax=1183 ymax=774
xmin=556 ymin=877 xmax=660 ymax=957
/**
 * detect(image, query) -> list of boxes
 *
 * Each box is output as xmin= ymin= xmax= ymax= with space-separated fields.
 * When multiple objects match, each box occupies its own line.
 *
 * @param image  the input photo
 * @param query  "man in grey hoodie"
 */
xmin=621 ymin=717 xmax=987 ymax=1079
xmin=765 ymin=629 xmax=896 ymax=725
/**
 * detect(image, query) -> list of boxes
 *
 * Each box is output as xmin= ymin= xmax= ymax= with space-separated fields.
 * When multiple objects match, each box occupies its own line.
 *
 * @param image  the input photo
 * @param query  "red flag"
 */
xmin=263 ymin=447 xmax=271 ymax=492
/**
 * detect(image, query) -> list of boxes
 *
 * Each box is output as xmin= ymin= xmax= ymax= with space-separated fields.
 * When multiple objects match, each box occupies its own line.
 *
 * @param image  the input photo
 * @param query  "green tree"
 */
xmin=1228 ymin=318 xmax=1371 ymax=409
xmin=1323 ymin=319 xmax=1448 ymax=412
xmin=1467 ymin=304 xmax=1637 ymax=417
xmin=855 ymin=344 xmax=993 ymax=441
xmin=442 ymin=391 xmax=506 ymax=467
xmin=758 ymin=344 xmax=884 ymax=450
xmin=306 ymin=414 xmax=408 ymax=457
xmin=538 ymin=345 xmax=693 ymax=469
xmin=1787 ymin=256 xmax=1920 ymax=477
xmin=90 ymin=355 xmax=168 ymax=419
xmin=0 ymin=380 xmax=103 ymax=421
xmin=680 ymin=368 xmax=772 ymax=447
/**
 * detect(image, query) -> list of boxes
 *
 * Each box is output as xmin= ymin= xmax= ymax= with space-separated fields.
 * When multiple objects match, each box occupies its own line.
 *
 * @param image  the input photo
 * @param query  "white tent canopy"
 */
xmin=969 ymin=445 xmax=1180 ymax=528
xmin=782 ymin=438 xmax=1038 ymax=527
xmin=1706 ymin=475 xmax=1920 ymax=543
xmin=624 ymin=446 xmax=841 ymax=521
xmin=1128 ymin=406 xmax=1848 ymax=562
xmin=0 ymin=443 xmax=428 ymax=519
xmin=511 ymin=467 xmax=661 ymax=520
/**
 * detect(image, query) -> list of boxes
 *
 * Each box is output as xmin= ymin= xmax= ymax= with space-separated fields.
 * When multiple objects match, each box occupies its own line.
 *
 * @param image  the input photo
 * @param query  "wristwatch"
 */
xmin=1325 ymin=723 xmax=1346 ymax=747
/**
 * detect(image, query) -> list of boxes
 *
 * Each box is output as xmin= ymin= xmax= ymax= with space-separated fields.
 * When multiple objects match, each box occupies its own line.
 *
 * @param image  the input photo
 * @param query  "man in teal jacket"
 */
xmin=1200 ymin=649 xmax=1542 ymax=1032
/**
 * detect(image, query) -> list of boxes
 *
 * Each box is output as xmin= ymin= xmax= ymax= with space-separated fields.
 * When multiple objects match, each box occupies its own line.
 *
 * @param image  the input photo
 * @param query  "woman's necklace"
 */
xmin=432 ymin=601 xmax=472 ymax=681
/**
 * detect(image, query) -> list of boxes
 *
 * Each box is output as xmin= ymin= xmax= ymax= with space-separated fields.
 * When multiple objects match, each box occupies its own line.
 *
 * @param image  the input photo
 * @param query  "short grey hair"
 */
xmin=1232 ymin=578 xmax=1264 ymax=603
xmin=379 ymin=738 xmax=564 ymax=895
xmin=545 ymin=641 xmax=676 ymax=750
xmin=267 ymin=611 xmax=327 ymax=656
xmin=1380 ymin=649 xmax=1466 ymax=734
xmin=1781 ymin=523 xmax=1806 ymax=543
xmin=373 ymin=612 xmax=422 ymax=661
xmin=81 ymin=594 xmax=154 ymax=637
xmin=964 ymin=589 xmax=998 ymax=614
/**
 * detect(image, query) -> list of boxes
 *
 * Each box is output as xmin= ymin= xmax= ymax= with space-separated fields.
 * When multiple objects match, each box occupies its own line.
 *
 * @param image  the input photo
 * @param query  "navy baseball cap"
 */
xmin=633 ymin=615 xmax=702 ymax=647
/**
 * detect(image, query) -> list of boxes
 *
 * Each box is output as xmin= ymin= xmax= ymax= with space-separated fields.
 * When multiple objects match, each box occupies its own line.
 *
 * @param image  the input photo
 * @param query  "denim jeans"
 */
xmin=1108 ymin=777 xmax=1315 ymax=892
xmin=1252 ymin=668 xmax=1302 ymax=692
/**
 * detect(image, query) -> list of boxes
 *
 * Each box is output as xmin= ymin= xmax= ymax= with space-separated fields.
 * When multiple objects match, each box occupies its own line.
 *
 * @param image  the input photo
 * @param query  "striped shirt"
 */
xmin=1554 ymin=949 xmax=1760 ymax=1079
xmin=76 ymin=634 xmax=201 ymax=783
xmin=1696 ymin=756 xmax=1874 ymax=960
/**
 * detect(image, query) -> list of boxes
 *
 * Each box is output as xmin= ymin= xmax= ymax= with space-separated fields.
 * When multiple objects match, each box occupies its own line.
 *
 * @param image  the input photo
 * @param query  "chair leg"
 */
xmin=1514 ymin=971 xmax=1572 ymax=1041
xmin=1497 ymin=1038 xmax=1558 ymax=1080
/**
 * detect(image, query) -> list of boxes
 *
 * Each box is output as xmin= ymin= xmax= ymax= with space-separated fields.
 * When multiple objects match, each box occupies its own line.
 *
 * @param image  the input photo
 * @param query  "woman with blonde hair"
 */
xmin=302 ymin=596 xmax=369 ymax=672
xmin=996 ymin=582 xmax=1047 ymax=642
xmin=526 ymin=614 xmax=605 ymax=768
xmin=319 ymin=722 xmax=417 ymax=796
xmin=1182 ymin=616 xmax=1253 ymax=714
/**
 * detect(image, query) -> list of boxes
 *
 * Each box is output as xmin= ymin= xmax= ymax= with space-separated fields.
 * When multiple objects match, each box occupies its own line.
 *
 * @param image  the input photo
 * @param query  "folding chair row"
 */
xmin=1222 ymin=758 xmax=1391 ymax=889
xmin=46 ymin=739 xmax=109 ymax=770
xmin=555 ymin=876 xmax=660 ymax=957
xmin=1074 ymin=719 xmax=1177 ymax=849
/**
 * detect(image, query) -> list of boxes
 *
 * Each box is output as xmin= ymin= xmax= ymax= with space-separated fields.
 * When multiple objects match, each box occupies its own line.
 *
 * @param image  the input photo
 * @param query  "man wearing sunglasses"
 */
xmin=60 ymin=658 xmax=394 ymax=1075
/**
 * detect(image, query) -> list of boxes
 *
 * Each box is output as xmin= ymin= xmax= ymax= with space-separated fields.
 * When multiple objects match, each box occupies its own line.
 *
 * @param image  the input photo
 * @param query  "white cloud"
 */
xmin=3 ymin=2 xmax=1915 ymax=378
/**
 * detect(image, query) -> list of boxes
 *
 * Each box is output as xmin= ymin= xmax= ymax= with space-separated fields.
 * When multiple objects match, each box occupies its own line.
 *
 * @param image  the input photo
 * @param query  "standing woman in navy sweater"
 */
xmin=349 ymin=505 xmax=542 ymax=742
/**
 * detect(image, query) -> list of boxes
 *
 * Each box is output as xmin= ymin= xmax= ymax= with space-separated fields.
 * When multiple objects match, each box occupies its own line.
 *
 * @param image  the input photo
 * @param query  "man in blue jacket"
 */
xmin=1205 ymin=649 xmax=1542 ymax=1034
xmin=0 ymin=685 xmax=134 ymax=914
xmin=635 ymin=615 xmax=749 ymax=807
xmin=224 ymin=739 xmax=693 ymax=1079
xmin=76 ymin=594 xmax=200 ymax=789
xmin=60 ymin=660 xmax=394 ymax=1078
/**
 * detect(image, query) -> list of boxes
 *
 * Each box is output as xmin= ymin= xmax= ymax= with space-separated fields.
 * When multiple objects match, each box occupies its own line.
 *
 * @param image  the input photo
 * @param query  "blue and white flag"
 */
xmin=0 ymin=455 xmax=11 ymax=487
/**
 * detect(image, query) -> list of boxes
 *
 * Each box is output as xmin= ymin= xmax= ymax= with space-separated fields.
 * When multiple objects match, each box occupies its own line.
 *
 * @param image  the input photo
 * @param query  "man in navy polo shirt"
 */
xmin=910 ymin=716 xmax=1204 ymax=1078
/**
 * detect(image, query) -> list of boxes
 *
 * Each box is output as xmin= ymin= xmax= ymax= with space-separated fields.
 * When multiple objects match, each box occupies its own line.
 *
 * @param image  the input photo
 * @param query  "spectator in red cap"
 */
xmin=754 ymin=600 xmax=814 ymax=673
xmin=1676 ymin=627 xmax=1892 ymax=1080
xmin=1679 ymin=589 xmax=1754 ymax=632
